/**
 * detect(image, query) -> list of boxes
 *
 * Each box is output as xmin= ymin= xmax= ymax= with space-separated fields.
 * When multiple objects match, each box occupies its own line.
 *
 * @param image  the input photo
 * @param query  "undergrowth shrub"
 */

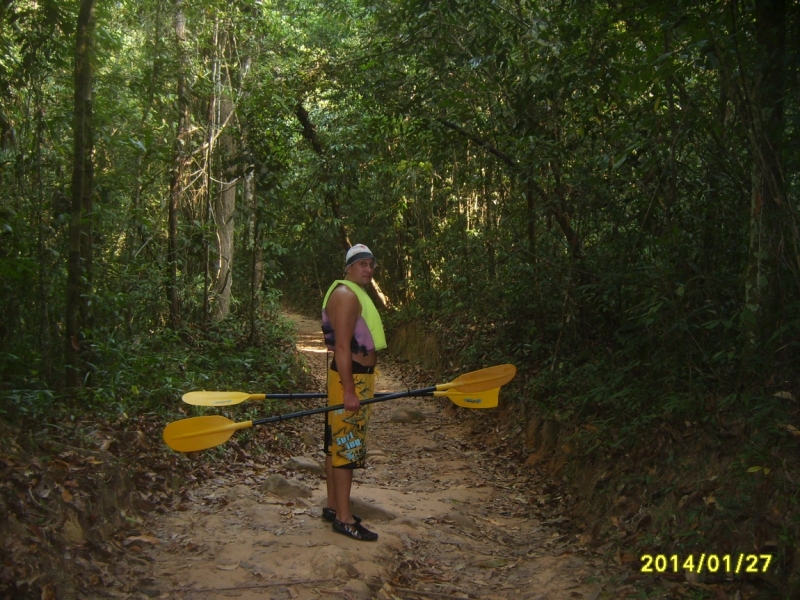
xmin=0 ymin=313 xmax=306 ymax=424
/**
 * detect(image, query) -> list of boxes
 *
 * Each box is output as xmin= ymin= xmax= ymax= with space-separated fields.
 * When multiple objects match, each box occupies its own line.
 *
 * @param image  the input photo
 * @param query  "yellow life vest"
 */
xmin=322 ymin=279 xmax=387 ymax=351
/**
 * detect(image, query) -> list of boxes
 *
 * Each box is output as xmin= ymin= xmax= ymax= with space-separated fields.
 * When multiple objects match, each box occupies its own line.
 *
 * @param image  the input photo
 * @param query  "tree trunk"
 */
xmin=35 ymin=102 xmax=53 ymax=384
xmin=167 ymin=0 xmax=188 ymax=330
xmin=212 ymin=177 xmax=236 ymax=320
xmin=484 ymin=163 xmax=495 ymax=281
xmin=743 ymin=0 xmax=787 ymax=350
xmin=245 ymin=171 xmax=263 ymax=339
xmin=525 ymin=172 xmax=536 ymax=258
xmin=247 ymin=173 xmax=264 ymax=294
xmin=212 ymin=89 xmax=236 ymax=321
xmin=65 ymin=0 xmax=95 ymax=390
xmin=126 ymin=0 xmax=163 ymax=259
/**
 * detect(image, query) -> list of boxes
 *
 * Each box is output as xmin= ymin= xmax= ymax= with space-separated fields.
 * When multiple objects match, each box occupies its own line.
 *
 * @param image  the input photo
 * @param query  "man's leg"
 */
xmin=328 ymin=459 xmax=377 ymax=540
xmin=325 ymin=455 xmax=336 ymax=510
xmin=325 ymin=369 xmax=340 ymax=514
xmin=324 ymin=369 xmax=376 ymax=539
xmin=331 ymin=464 xmax=355 ymax=523
xmin=325 ymin=457 xmax=357 ymax=525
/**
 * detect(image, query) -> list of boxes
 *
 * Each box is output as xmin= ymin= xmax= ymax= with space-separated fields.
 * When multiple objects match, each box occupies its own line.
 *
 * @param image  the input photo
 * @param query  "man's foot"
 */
xmin=322 ymin=507 xmax=361 ymax=523
xmin=332 ymin=518 xmax=378 ymax=541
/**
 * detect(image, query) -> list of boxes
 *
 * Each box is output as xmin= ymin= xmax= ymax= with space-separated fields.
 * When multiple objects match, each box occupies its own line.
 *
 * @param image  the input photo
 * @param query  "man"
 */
xmin=320 ymin=244 xmax=386 ymax=541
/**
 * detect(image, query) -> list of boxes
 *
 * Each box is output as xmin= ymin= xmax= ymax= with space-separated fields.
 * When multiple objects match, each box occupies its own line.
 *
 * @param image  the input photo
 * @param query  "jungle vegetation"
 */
xmin=1 ymin=0 xmax=799 ymax=590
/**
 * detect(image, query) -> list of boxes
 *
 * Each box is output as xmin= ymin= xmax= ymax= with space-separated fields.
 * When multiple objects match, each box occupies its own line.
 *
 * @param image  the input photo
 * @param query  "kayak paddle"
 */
xmin=165 ymin=366 xmax=515 ymax=452
xmin=181 ymin=364 xmax=516 ymax=407
xmin=182 ymin=387 xmax=499 ymax=408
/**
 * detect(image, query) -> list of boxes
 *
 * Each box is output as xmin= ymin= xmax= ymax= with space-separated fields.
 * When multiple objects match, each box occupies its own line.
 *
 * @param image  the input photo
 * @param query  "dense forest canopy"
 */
xmin=0 ymin=0 xmax=798 ymax=432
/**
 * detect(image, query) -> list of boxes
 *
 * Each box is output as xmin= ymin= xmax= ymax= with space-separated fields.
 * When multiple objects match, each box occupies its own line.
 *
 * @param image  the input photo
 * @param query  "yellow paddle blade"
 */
xmin=437 ymin=364 xmax=516 ymax=393
xmin=163 ymin=415 xmax=253 ymax=452
xmin=437 ymin=387 xmax=499 ymax=408
xmin=181 ymin=391 xmax=265 ymax=406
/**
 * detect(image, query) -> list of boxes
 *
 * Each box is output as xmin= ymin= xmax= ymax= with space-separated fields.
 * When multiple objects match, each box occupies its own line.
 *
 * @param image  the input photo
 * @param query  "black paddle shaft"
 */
xmin=258 ymin=391 xmax=422 ymax=400
xmin=252 ymin=386 xmax=437 ymax=426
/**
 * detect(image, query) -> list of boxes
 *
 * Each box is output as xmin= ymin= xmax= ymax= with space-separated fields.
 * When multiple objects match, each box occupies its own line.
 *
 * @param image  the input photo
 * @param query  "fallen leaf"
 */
xmin=475 ymin=558 xmax=507 ymax=568
xmin=135 ymin=431 xmax=150 ymax=450
xmin=125 ymin=535 xmax=160 ymax=545
xmin=28 ymin=524 xmax=46 ymax=542
xmin=40 ymin=583 xmax=56 ymax=600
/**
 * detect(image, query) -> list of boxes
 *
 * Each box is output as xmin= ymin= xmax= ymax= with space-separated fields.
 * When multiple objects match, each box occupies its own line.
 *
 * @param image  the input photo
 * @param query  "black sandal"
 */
xmin=322 ymin=507 xmax=361 ymax=523
xmin=332 ymin=518 xmax=378 ymax=541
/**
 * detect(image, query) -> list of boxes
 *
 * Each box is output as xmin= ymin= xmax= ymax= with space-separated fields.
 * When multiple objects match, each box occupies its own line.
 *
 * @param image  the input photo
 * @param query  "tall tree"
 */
xmin=64 ymin=0 xmax=96 ymax=389
xmin=742 ymin=0 xmax=789 ymax=350
xmin=210 ymin=27 xmax=237 ymax=321
xmin=166 ymin=0 xmax=188 ymax=330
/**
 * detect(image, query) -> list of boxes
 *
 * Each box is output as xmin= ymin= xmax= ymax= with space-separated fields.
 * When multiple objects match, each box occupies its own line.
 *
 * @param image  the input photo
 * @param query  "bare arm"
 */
xmin=327 ymin=286 xmax=361 ymax=411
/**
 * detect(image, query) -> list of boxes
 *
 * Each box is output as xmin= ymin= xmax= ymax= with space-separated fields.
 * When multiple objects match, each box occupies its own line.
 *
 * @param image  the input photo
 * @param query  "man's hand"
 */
xmin=343 ymin=389 xmax=361 ymax=412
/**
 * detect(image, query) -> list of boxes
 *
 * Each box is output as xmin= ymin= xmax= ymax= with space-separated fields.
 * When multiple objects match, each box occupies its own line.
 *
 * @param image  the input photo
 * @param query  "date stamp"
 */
xmin=640 ymin=554 xmax=773 ymax=574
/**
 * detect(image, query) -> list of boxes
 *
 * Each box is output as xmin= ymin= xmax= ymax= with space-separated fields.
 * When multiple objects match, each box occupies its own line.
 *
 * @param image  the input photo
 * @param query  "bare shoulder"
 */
xmin=330 ymin=284 xmax=357 ymax=300
xmin=327 ymin=284 xmax=360 ymax=314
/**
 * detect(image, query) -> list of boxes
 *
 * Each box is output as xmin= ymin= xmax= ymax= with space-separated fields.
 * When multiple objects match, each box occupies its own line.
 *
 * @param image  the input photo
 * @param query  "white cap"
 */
xmin=345 ymin=244 xmax=375 ymax=267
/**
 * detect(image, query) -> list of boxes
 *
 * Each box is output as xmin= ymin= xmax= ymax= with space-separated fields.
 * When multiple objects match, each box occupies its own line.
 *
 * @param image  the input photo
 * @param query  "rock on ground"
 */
xmin=283 ymin=455 xmax=324 ymax=476
xmin=343 ymin=579 xmax=373 ymax=599
xmin=261 ymin=473 xmax=312 ymax=498
xmin=390 ymin=407 xmax=426 ymax=423
xmin=350 ymin=498 xmax=396 ymax=521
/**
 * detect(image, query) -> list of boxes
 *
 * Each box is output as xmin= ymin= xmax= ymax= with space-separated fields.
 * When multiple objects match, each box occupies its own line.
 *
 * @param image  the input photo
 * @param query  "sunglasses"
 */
xmin=348 ymin=259 xmax=377 ymax=270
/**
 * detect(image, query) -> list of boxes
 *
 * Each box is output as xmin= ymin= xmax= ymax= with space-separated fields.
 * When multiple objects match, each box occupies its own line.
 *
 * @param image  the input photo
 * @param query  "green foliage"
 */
xmin=0 ymin=0 xmax=796 ymax=424
xmin=0 ymin=0 xmax=798 ymax=591
xmin=1 ymin=301 xmax=303 ymax=421
xmin=85 ymin=314 xmax=302 ymax=411
xmin=0 ymin=0 xmax=313 ymax=419
xmin=280 ymin=0 xmax=799 ymax=413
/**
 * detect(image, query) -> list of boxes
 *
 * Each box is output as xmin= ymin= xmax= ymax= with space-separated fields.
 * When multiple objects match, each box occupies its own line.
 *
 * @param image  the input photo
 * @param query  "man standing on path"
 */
xmin=321 ymin=244 xmax=386 ymax=541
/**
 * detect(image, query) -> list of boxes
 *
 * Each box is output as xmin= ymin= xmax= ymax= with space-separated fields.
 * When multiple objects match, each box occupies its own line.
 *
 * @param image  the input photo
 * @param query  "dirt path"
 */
xmin=147 ymin=314 xmax=603 ymax=599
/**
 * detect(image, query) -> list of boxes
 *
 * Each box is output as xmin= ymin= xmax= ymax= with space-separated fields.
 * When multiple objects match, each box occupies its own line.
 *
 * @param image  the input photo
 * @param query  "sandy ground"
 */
xmin=146 ymin=314 xmax=603 ymax=599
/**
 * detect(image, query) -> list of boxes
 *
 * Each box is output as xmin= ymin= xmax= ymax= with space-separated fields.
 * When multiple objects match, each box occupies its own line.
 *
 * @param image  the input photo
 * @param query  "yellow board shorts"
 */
xmin=325 ymin=368 xmax=374 ymax=469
